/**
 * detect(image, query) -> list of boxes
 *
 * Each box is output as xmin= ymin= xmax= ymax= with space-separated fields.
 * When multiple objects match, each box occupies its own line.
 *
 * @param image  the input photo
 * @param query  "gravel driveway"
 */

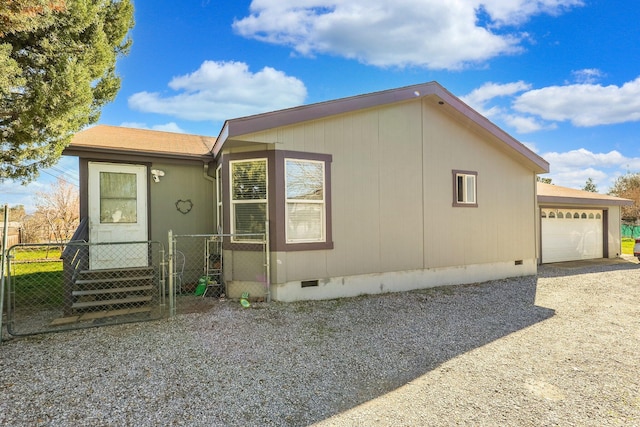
xmin=1 ymin=257 xmax=639 ymax=426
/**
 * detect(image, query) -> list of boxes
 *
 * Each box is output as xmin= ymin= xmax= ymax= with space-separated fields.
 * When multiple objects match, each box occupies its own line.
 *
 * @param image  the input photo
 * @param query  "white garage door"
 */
xmin=541 ymin=209 xmax=603 ymax=263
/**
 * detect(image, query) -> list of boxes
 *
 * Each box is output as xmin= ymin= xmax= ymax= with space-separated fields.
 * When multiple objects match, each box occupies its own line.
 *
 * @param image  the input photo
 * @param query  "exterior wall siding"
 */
xmin=421 ymin=101 xmax=536 ymax=268
xmin=229 ymin=98 xmax=539 ymax=300
xmin=149 ymin=162 xmax=215 ymax=243
xmin=607 ymin=206 xmax=623 ymax=258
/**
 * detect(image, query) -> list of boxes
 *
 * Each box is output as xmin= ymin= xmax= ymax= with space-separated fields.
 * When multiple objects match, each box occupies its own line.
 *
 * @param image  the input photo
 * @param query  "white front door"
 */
xmin=88 ymin=162 xmax=148 ymax=270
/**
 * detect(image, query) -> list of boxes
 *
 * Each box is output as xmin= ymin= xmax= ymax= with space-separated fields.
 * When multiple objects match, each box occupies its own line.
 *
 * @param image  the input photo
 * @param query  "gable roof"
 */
xmin=537 ymin=182 xmax=633 ymax=206
xmin=63 ymin=125 xmax=216 ymax=161
xmin=213 ymin=81 xmax=549 ymax=173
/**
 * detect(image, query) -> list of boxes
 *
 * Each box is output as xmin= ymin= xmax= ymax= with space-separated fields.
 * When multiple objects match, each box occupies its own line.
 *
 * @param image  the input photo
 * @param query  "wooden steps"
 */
xmin=72 ymin=285 xmax=154 ymax=297
xmin=72 ymin=295 xmax=153 ymax=309
xmin=71 ymin=266 xmax=156 ymax=313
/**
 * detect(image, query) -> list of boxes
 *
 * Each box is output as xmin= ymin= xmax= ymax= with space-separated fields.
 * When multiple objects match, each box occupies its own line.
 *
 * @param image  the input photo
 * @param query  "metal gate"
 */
xmin=3 ymin=241 xmax=167 ymax=336
xmin=169 ymin=232 xmax=270 ymax=315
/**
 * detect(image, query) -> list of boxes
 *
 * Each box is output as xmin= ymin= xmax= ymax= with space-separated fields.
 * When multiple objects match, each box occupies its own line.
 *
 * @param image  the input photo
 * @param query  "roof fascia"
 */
xmin=64 ymin=146 xmax=214 ymax=164
xmin=213 ymin=121 xmax=229 ymax=158
xmin=433 ymin=84 xmax=549 ymax=173
xmin=538 ymin=195 xmax=633 ymax=206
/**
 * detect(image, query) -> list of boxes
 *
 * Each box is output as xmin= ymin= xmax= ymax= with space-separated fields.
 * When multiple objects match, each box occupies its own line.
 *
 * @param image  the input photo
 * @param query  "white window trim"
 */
xmin=285 ymin=158 xmax=326 ymax=244
xmin=216 ymin=164 xmax=223 ymax=234
xmin=230 ymin=158 xmax=268 ymax=242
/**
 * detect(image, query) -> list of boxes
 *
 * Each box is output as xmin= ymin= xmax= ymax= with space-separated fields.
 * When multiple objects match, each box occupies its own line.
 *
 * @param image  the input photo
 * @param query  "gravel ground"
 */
xmin=1 ymin=257 xmax=639 ymax=426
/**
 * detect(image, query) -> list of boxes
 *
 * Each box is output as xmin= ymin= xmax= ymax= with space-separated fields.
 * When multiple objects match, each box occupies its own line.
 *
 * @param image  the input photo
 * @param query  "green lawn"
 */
xmin=10 ymin=265 xmax=64 ymax=307
xmin=8 ymin=246 xmax=62 ymax=261
xmin=6 ymin=247 xmax=64 ymax=307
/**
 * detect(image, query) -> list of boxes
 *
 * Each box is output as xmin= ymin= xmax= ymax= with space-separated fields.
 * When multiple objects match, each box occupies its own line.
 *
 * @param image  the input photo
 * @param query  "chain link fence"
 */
xmin=170 ymin=232 xmax=269 ymax=315
xmin=3 ymin=241 xmax=166 ymax=336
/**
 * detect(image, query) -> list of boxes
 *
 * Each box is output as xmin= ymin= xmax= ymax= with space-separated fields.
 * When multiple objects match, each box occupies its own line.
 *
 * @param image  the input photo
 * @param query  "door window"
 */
xmin=99 ymin=172 xmax=138 ymax=223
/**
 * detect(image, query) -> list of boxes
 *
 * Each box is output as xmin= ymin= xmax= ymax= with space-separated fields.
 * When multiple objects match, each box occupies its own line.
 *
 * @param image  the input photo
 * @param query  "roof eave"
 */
xmin=433 ymin=85 xmax=550 ymax=174
xmin=213 ymin=121 xmax=230 ymax=158
xmin=538 ymin=195 xmax=634 ymax=207
xmin=64 ymin=145 xmax=214 ymax=162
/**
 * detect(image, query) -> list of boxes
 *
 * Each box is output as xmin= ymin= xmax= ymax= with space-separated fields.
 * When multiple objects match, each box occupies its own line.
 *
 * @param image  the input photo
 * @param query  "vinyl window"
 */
xmin=99 ymin=172 xmax=137 ymax=223
xmin=230 ymin=158 xmax=267 ymax=241
xmin=285 ymin=159 xmax=325 ymax=243
xmin=453 ymin=170 xmax=478 ymax=207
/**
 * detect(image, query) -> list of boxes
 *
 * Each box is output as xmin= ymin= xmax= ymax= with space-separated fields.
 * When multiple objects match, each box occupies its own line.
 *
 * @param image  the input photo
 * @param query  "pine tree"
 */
xmin=582 ymin=177 xmax=597 ymax=192
xmin=0 ymin=0 xmax=134 ymax=183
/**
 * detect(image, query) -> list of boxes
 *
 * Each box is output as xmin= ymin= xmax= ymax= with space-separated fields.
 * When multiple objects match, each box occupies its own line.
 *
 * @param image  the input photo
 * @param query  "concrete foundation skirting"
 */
xmin=270 ymin=259 xmax=538 ymax=302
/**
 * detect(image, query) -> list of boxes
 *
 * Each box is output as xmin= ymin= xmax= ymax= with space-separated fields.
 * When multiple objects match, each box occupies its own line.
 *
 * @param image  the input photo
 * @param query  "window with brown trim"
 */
xmin=285 ymin=158 xmax=326 ymax=243
xmin=224 ymin=150 xmax=333 ymax=252
xmin=276 ymin=151 xmax=333 ymax=251
xmin=452 ymin=170 xmax=478 ymax=207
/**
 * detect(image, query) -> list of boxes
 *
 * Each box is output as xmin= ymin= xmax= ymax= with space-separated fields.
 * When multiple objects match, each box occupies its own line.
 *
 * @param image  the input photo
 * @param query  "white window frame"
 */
xmin=453 ymin=170 xmax=478 ymax=207
xmin=285 ymin=158 xmax=326 ymax=244
xmin=230 ymin=158 xmax=268 ymax=242
xmin=216 ymin=164 xmax=223 ymax=234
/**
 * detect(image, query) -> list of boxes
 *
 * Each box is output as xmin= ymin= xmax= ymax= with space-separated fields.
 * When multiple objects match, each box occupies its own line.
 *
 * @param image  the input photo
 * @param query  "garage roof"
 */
xmin=537 ymin=182 xmax=633 ymax=206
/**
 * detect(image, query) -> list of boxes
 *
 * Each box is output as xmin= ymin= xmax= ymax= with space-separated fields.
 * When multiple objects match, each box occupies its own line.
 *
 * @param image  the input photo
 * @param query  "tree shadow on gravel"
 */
xmin=236 ymin=275 xmax=557 ymax=426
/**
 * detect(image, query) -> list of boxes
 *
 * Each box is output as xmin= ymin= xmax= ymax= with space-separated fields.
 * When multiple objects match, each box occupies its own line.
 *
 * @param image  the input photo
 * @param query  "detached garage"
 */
xmin=537 ymin=182 xmax=633 ymax=264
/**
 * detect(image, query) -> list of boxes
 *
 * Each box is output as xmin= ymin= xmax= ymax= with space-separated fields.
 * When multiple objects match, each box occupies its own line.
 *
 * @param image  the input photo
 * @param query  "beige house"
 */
xmin=214 ymin=82 xmax=549 ymax=301
xmin=62 ymin=81 xmax=630 ymax=302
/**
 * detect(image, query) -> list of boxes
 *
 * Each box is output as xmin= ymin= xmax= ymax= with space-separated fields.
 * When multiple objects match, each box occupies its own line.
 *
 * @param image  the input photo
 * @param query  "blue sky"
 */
xmin=3 ymin=0 xmax=640 ymax=212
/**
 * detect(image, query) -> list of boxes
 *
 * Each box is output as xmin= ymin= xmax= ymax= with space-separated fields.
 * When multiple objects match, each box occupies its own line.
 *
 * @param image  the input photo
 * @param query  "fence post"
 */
xmin=168 ymin=229 xmax=175 ymax=317
xmin=159 ymin=245 xmax=166 ymax=309
xmin=265 ymin=221 xmax=271 ymax=303
xmin=1 ymin=204 xmax=8 ymax=343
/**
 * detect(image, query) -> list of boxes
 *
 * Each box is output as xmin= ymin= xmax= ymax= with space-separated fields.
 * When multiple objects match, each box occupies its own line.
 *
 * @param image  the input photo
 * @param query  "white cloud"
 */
xmin=461 ymin=81 xmax=531 ymax=118
xmin=540 ymin=148 xmax=640 ymax=191
xmin=462 ymin=76 xmax=640 ymax=133
xmin=513 ymin=77 xmax=640 ymax=127
xmin=461 ymin=81 xmax=531 ymax=108
xmin=543 ymin=148 xmax=628 ymax=169
xmin=480 ymin=0 xmax=584 ymax=26
xmin=543 ymin=167 xmax=610 ymax=191
xmin=233 ymin=0 xmax=583 ymax=69
xmin=128 ymin=60 xmax=307 ymax=121
xmin=153 ymin=123 xmax=186 ymax=133
xmin=460 ymin=81 xmax=556 ymax=133
xmin=120 ymin=122 xmax=187 ymax=133
xmin=503 ymin=114 xmax=556 ymax=133
xmin=570 ymin=68 xmax=604 ymax=84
